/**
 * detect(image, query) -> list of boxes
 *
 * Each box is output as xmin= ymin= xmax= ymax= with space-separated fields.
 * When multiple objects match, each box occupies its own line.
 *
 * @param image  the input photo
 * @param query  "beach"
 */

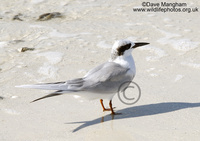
xmin=0 ymin=0 xmax=200 ymax=140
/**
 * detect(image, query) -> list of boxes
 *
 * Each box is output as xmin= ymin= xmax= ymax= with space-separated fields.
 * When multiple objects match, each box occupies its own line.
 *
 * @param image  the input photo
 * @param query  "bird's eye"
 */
xmin=125 ymin=43 xmax=131 ymax=50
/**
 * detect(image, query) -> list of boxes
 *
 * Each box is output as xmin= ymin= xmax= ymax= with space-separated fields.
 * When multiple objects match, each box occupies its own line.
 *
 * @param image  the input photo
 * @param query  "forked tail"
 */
xmin=16 ymin=81 xmax=79 ymax=102
xmin=30 ymin=90 xmax=75 ymax=103
xmin=16 ymin=78 xmax=84 ymax=102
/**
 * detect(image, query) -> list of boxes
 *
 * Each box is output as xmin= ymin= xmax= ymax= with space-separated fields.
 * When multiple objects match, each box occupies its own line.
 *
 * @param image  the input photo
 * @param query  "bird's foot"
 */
xmin=111 ymin=112 xmax=122 ymax=115
xmin=103 ymin=107 xmax=116 ymax=112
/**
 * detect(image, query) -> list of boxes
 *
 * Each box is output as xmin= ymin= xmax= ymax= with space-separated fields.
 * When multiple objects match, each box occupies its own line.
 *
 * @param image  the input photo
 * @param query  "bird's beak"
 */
xmin=132 ymin=42 xmax=149 ymax=48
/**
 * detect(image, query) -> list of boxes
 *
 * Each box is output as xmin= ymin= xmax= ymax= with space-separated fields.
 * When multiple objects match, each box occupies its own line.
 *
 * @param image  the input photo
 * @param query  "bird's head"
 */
xmin=110 ymin=39 xmax=149 ymax=60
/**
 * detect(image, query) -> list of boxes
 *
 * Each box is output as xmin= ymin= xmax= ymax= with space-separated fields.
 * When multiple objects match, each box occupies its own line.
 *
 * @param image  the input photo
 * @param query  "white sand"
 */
xmin=1 ymin=0 xmax=200 ymax=140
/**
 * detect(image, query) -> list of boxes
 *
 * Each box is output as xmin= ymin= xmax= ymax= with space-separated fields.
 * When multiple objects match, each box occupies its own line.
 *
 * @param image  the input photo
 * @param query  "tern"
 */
xmin=17 ymin=39 xmax=149 ymax=114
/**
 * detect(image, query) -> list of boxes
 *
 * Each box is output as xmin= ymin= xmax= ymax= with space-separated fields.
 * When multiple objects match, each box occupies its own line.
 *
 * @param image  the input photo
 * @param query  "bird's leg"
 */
xmin=109 ymin=100 xmax=121 ymax=115
xmin=100 ymin=99 xmax=106 ymax=111
xmin=109 ymin=100 xmax=115 ymax=115
xmin=100 ymin=99 xmax=113 ymax=111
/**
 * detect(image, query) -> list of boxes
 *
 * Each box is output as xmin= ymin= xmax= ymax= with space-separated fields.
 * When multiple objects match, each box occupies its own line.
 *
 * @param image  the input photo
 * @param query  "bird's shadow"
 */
xmin=66 ymin=102 xmax=200 ymax=132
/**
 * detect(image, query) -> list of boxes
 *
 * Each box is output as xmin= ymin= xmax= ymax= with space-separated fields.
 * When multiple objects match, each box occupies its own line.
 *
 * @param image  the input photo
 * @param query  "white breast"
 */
xmin=113 ymin=55 xmax=136 ymax=78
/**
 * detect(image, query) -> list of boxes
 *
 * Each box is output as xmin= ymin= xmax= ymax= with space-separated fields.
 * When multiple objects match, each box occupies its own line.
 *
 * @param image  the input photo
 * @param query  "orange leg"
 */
xmin=100 ymin=99 xmax=111 ymax=111
xmin=100 ymin=99 xmax=116 ymax=114
xmin=109 ymin=100 xmax=115 ymax=115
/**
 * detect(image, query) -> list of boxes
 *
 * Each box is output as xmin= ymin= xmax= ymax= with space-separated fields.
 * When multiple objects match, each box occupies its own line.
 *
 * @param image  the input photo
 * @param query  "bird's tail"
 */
xmin=30 ymin=90 xmax=74 ymax=103
xmin=16 ymin=78 xmax=84 ymax=102
xmin=16 ymin=81 xmax=78 ymax=102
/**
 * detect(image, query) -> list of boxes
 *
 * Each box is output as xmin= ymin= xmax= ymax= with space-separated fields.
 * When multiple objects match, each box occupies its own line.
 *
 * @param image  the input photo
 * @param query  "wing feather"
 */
xmin=84 ymin=62 xmax=129 ymax=82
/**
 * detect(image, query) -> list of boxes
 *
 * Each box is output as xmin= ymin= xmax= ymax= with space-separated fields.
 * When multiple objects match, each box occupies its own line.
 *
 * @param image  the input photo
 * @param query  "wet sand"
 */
xmin=0 ymin=0 xmax=200 ymax=140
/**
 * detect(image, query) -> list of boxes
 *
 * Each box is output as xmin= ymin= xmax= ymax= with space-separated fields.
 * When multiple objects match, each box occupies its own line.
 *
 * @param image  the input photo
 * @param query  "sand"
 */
xmin=0 ymin=0 xmax=200 ymax=140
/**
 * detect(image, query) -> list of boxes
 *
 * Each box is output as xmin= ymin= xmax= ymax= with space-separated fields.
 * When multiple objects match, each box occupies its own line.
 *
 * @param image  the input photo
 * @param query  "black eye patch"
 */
xmin=117 ymin=43 xmax=132 ymax=56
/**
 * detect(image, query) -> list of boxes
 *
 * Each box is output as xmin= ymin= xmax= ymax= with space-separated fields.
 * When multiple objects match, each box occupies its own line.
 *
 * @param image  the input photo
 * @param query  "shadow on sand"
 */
xmin=0 ymin=96 xmax=4 ymax=100
xmin=66 ymin=102 xmax=200 ymax=132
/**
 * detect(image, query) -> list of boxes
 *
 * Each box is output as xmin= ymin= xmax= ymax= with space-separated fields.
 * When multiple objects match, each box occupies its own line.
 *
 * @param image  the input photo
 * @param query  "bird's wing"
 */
xmin=18 ymin=62 xmax=130 ymax=102
xmin=83 ymin=62 xmax=130 ymax=85
xmin=84 ymin=63 xmax=106 ymax=78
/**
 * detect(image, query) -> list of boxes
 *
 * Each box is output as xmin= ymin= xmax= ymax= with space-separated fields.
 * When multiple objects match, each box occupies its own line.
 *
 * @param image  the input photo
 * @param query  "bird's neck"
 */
xmin=112 ymin=55 xmax=135 ymax=71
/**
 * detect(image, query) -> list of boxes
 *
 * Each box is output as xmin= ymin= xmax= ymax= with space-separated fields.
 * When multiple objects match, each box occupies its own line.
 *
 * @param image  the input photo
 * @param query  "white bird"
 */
xmin=16 ymin=39 xmax=149 ymax=114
